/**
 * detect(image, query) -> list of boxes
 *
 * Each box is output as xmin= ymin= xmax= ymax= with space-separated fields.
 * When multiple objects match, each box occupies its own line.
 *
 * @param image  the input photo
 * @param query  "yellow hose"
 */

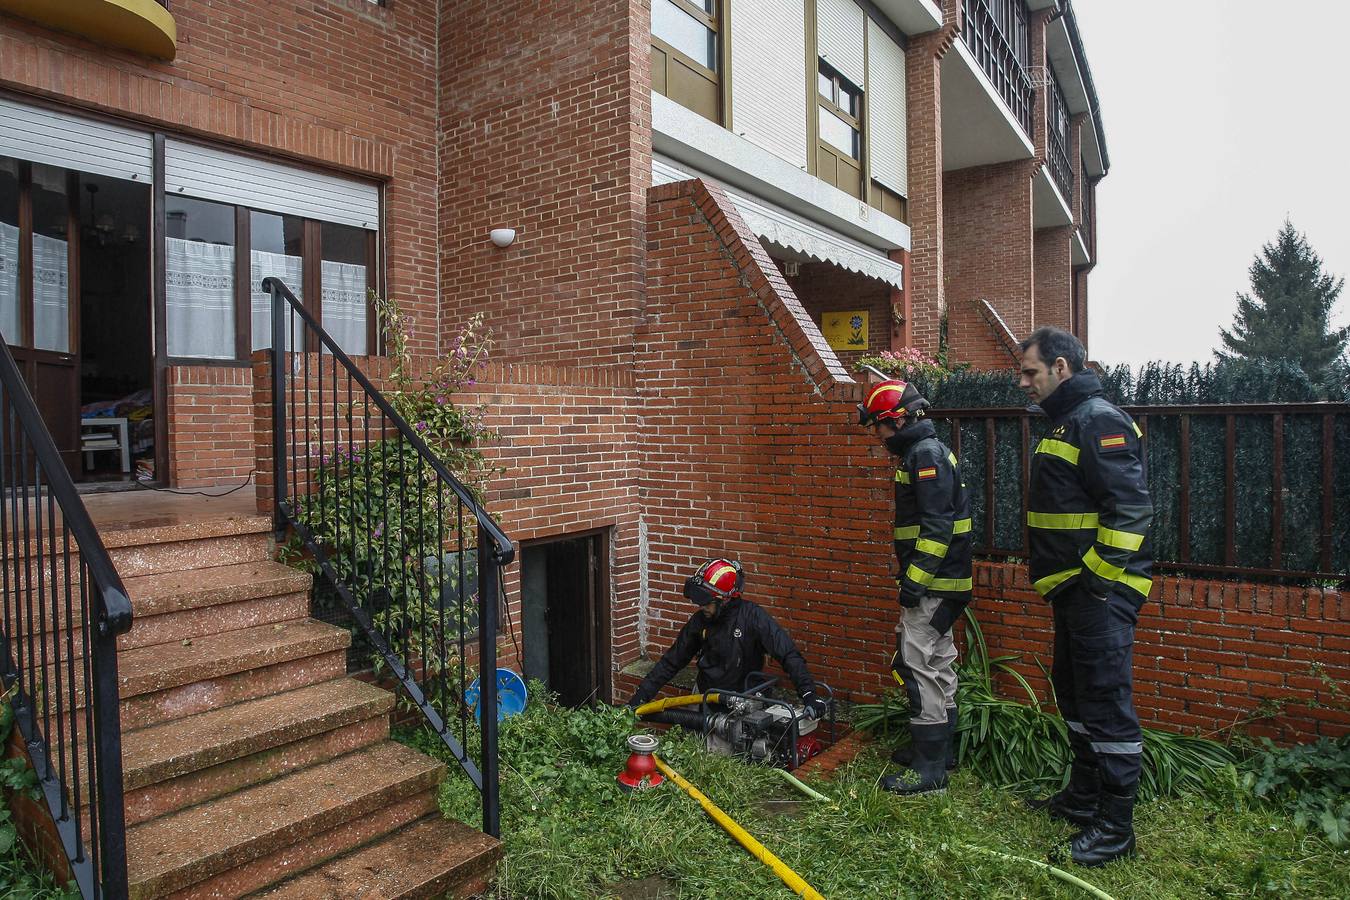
xmin=652 ymin=754 xmax=825 ymax=900
xmin=634 ymin=693 xmax=720 ymax=716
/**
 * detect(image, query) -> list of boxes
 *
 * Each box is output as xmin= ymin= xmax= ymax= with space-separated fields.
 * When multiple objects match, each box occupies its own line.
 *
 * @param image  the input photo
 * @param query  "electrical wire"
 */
xmin=132 ymin=469 xmax=257 ymax=498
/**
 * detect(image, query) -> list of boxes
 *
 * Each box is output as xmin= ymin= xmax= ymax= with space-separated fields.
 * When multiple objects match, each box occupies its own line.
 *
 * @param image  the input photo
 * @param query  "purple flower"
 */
xmin=435 ymin=396 xmax=448 ymax=405
xmin=466 ymin=376 xmax=476 ymax=386
xmin=373 ymin=523 xmax=384 ymax=538
xmin=455 ymin=347 xmax=467 ymax=359
xmin=415 ymin=421 xmax=428 ymax=432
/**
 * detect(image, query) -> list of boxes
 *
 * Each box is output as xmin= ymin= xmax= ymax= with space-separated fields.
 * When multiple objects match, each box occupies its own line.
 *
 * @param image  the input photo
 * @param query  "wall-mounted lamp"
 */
xmin=489 ymin=228 xmax=517 ymax=248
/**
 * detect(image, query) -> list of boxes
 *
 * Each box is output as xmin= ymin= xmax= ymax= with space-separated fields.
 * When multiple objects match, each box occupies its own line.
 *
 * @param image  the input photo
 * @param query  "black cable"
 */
xmin=133 ymin=469 xmax=256 ymax=498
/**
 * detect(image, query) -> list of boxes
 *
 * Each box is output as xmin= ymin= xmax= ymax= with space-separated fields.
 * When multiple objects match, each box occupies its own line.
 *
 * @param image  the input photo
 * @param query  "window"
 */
xmin=165 ymin=196 xmax=236 ymax=359
xmin=249 ymin=211 xmax=305 ymax=352
xmin=31 ymin=164 xmax=71 ymax=352
xmin=0 ymin=157 xmax=19 ymax=344
xmin=816 ymin=62 xmax=863 ymax=198
xmin=651 ymin=0 xmax=721 ymax=123
xmin=320 ymin=223 xmax=371 ymax=357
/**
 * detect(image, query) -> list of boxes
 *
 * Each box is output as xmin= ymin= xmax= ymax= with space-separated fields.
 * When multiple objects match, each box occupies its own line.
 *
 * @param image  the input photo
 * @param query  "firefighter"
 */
xmin=1019 ymin=326 xmax=1153 ymax=867
xmin=624 ymin=558 xmax=828 ymax=718
xmin=858 ymin=379 xmax=972 ymax=796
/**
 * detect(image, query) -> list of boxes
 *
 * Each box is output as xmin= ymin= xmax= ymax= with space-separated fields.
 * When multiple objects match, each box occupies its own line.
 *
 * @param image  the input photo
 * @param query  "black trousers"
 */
xmin=1051 ymin=584 xmax=1143 ymax=791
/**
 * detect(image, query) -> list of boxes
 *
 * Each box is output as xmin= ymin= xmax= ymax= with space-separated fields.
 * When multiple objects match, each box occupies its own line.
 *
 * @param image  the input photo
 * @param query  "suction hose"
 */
xmin=651 ymin=754 xmax=825 ymax=900
xmin=634 ymin=693 xmax=720 ymax=716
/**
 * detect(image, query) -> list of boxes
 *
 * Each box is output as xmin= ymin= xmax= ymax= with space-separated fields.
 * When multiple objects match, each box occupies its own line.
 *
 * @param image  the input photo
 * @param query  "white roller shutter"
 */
xmin=731 ymin=0 xmax=808 ymax=170
xmin=867 ymin=18 xmax=907 ymax=197
xmin=817 ymin=0 xmax=866 ymax=88
xmin=165 ymin=140 xmax=379 ymax=230
xmin=0 ymin=96 xmax=151 ymax=182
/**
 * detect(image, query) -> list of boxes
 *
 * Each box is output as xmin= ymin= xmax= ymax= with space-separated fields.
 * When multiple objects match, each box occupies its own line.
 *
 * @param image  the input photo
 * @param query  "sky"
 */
xmin=1074 ymin=0 xmax=1350 ymax=367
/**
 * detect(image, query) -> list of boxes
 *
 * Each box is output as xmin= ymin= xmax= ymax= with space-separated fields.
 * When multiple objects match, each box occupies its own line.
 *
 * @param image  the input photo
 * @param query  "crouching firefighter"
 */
xmin=625 ymin=559 xmax=828 ymax=719
xmin=858 ymin=380 xmax=972 ymax=796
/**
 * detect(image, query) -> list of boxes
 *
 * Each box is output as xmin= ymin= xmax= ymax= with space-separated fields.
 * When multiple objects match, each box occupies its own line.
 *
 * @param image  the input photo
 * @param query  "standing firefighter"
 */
xmin=1019 ymin=326 xmax=1153 ymax=867
xmin=858 ymin=380 xmax=972 ymax=796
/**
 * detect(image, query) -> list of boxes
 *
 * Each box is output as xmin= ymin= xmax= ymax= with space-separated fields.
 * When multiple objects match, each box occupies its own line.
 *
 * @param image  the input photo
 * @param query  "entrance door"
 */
xmin=521 ymin=532 xmax=610 ymax=707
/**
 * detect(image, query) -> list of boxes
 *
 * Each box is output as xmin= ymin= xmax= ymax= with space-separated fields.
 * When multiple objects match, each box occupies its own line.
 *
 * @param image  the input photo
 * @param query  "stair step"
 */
xmin=124 ymin=561 xmax=313 ymax=620
xmin=251 ymin=816 xmax=501 ymax=899
xmin=126 ymin=741 xmax=443 ymax=900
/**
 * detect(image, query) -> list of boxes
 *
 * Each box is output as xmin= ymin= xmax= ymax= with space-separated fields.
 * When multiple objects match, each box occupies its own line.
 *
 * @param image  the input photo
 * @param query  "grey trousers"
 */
xmin=891 ymin=595 xmax=959 ymax=726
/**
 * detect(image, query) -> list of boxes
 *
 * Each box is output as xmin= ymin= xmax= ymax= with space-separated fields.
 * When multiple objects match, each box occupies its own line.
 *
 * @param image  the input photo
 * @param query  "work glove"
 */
xmin=625 ymin=696 xmax=643 ymax=712
xmin=800 ymin=691 xmax=830 ymax=720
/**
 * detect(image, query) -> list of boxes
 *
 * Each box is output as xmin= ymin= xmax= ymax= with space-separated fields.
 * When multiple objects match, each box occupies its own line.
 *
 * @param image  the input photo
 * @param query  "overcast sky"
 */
xmin=1075 ymin=0 xmax=1350 ymax=367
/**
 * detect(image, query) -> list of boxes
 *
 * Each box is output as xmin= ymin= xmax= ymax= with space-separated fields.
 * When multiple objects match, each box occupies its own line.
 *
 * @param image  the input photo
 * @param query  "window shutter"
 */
xmin=867 ymin=18 xmax=907 ymax=197
xmin=165 ymin=140 xmax=379 ymax=230
xmin=817 ymin=0 xmax=866 ymax=88
xmin=0 ymin=96 xmax=151 ymax=182
xmin=731 ymin=0 xmax=808 ymax=169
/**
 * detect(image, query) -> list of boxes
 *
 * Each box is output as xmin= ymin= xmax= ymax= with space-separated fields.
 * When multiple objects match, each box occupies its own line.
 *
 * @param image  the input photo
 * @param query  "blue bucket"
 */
xmin=464 ymin=668 xmax=528 ymax=723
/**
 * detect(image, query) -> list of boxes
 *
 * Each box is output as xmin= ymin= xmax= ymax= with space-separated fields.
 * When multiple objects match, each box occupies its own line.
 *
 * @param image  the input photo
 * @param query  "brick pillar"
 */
xmin=903 ymin=3 xmax=961 ymax=356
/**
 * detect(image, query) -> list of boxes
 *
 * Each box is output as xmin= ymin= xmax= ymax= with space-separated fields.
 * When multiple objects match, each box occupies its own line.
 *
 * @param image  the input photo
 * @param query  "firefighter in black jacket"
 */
xmin=625 ymin=559 xmax=828 ymax=717
xmin=1019 ymin=326 xmax=1153 ymax=867
xmin=858 ymin=379 xmax=972 ymax=796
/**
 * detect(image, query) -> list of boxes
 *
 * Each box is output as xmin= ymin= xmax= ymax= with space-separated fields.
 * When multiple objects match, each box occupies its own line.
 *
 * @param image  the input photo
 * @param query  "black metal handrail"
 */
xmin=0 ymin=341 xmax=131 ymax=899
xmin=933 ymin=404 xmax=1350 ymax=583
xmin=1047 ymin=71 xmax=1073 ymax=205
xmin=961 ymin=0 xmax=1034 ymax=135
xmin=262 ymin=278 xmax=513 ymax=838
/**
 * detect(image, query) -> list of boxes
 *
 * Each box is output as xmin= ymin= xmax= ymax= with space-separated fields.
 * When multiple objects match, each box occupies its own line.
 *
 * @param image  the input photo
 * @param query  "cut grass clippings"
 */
xmin=396 ymin=698 xmax=1350 ymax=900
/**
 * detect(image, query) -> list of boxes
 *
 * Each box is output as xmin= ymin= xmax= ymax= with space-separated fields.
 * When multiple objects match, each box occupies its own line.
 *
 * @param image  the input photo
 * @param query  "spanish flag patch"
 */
xmin=917 ymin=466 xmax=938 ymax=480
xmin=1098 ymin=433 xmax=1127 ymax=450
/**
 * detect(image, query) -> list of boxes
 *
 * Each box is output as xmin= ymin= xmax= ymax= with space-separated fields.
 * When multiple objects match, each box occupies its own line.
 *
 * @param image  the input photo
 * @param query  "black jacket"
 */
xmin=892 ymin=418 xmax=974 ymax=610
xmin=630 ymin=598 xmax=816 ymax=705
xmin=1027 ymin=371 xmax=1154 ymax=604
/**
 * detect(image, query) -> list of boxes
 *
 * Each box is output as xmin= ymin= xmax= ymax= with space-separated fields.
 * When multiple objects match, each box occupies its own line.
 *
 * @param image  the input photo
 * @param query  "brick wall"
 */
xmin=166 ymin=365 xmax=255 ymax=487
xmin=1034 ymin=227 xmax=1073 ymax=333
xmin=782 ymin=260 xmax=891 ymax=371
xmin=436 ymin=0 xmax=651 ymax=368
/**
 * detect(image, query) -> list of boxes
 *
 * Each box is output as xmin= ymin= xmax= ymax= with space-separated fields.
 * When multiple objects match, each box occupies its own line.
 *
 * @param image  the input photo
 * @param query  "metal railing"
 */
xmin=932 ymin=404 xmax=1350 ymax=583
xmin=262 ymin=278 xmax=514 ymax=837
xmin=960 ymin=0 xmax=1034 ymax=135
xmin=0 ymin=342 xmax=131 ymax=899
xmin=1047 ymin=71 xmax=1073 ymax=204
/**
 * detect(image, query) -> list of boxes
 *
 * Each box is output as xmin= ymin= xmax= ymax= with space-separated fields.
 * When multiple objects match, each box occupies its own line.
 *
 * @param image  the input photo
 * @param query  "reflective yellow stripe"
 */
xmin=1034 ymin=567 xmax=1082 ymax=596
xmin=953 ymin=518 xmax=972 ymax=534
xmin=916 ymin=538 xmax=949 ymax=558
xmin=1132 ymin=422 xmax=1143 ymax=438
xmin=905 ymin=564 xmax=935 ymax=587
xmin=1097 ymin=526 xmax=1145 ymax=551
xmin=1036 ymin=439 xmax=1080 ymax=465
xmin=895 ymin=470 xmax=911 ymax=485
xmin=948 ymin=451 xmax=958 ymax=467
xmin=894 ymin=525 xmax=920 ymax=540
xmin=1083 ymin=546 xmax=1125 ymax=581
xmin=1121 ymin=572 xmax=1153 ymax=597
xmin=1027 ymin=511 xmax=1100 ymax=530
xmin=930 ymin=576 xmax=973 ymax=592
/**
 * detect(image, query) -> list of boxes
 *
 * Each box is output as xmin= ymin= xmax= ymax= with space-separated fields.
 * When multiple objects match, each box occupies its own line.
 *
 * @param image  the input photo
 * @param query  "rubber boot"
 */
xmin=1026 ymin=760 xmax=1100 ymax=827
xmin=891 ymin=708 xmax=960 ymax=772
xmin=881 ymin=722 xmax=948 ymax=795
xmin=1069 ymin=787 xmax=1137 ymax=867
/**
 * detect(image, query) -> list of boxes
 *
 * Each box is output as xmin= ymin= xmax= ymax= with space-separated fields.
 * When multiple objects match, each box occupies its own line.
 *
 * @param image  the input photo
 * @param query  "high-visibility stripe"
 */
xmin=705 ymin=563 xmax=737 ymax=586
xmin=1092 ymin=740 xmax=1143 ymax=755
xmin=953 ymin=518 xmax=972 ymax=534
xmin=895 ymin=470 xmax=911 ymax=484
xmin=1083 ymin=547 xmax=1154 ymax=598
xmin=1132 ymin=422 xmax=1143 ymax=438
xmin=1034 ymin=567 xmax=1081 ymax=596
xmin=1065 ymin=720 xmax=1089 ymax=735
xmin=905 ymin=564 xmax=935 ymax=587
xmin=1097 ymin=526 xmax=1145 ymax=551
xmin=1036 ymin=439 xmax=1080 ymax=465
xmin=1120 ymin=572 xmax=1154 ymax=598
xmin=929 ymin=576 xmax=973 ymax=592
xmin=915 ymin=538 xmax=948 ymax=558
xmin=894 ymin=525 xmax=920 ymax=540
xmin=947 ymin=451 xmax=959 ymax=467
xmin=1027 ymin=511 xmax=1099 ymax=530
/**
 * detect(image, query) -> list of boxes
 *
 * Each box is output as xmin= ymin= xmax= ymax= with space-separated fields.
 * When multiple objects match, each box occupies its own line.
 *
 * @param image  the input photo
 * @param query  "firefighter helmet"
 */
xmin=857 ymin=379 xmax=928 ymax=426
xmin=683 ymin=558 xmax=744 ymax=606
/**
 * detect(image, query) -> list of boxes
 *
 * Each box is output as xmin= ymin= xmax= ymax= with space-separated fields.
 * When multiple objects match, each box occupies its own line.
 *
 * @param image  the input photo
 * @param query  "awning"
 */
xmin=653 ymin=157 xmax=905 ymax=291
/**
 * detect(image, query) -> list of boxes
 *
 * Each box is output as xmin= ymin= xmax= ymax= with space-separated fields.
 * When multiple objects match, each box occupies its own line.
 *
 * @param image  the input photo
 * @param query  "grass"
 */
xmin=396 ymin=699 xmax=1350 ymax=900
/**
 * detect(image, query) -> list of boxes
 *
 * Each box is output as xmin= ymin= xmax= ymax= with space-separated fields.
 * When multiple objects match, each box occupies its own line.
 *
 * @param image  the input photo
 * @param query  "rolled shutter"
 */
xmin=165 ymin=140 xmax=379 ymax=230
xmin=731 ymin=0 xmax=808 ymax=169
xmin=867 ymin=17 xmax=907 ymax=197
xmin=817 ymin=0 xmax=866 ymax=88
xmin=0 ymin=96 xmax=151 ymax=182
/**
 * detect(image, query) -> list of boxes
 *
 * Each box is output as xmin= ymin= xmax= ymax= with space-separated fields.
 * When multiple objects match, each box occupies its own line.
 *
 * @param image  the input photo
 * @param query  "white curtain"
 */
xmin=0 ymin=221 xmax=17 ymax=344
xmin=320 ymin=259 xmax=367 ymax=356
xmin=251 ymin=250 xmax=303 ymax=352
xmin=32 ymin=232 xmax=68 ymax=352
xmin=165 ymin=237 xmax=235 ymax=359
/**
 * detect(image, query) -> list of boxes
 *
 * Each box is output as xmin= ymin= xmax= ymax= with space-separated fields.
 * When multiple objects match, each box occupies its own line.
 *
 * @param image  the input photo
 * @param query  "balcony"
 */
xmin=0 ymin=0 xmax=176 ymax=60
xmin=960 ymin=0 xmax=1033 ymax=134
xmin=1046 ymin=70 xmax=1073 ymax=205
xmin=941 ymin=0 xmax=1035 ymax=170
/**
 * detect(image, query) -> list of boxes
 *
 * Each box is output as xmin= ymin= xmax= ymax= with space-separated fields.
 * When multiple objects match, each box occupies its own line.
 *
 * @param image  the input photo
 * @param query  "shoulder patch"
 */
xmin=917 ymin=466 xmax=939 ymax=480
xmin=1097 ymin=432 xmax=1128 ymax=452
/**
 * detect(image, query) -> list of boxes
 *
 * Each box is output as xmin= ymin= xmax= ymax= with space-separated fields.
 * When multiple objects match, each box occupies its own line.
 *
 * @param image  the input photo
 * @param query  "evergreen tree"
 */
xmin=1217 ymin=220 xmax=1348 ymax=382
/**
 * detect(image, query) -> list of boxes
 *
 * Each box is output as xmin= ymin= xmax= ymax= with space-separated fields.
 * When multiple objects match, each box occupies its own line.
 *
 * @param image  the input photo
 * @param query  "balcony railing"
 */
xmin=1046 ymin=71 xmax=1073 ymax=204
xmin=960 ymin=0 xmax=1034 ymax=136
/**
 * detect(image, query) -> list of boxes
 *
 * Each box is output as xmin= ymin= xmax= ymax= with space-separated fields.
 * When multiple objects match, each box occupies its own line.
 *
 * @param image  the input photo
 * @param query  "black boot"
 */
xmin=890 ymin=708 xmax=960 ymax=772
xmin=1026 ymin=760 xmax=1099 ymax=827
xmin=882 ymin=722 xmax=948 ymax=795
xmin=1070 ymin=787 xmax=1136 ymax=867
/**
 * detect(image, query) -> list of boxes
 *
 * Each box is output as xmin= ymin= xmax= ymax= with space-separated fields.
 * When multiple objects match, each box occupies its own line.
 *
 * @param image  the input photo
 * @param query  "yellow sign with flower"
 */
xmin=822 ymin=310 xmax=869 ymax=351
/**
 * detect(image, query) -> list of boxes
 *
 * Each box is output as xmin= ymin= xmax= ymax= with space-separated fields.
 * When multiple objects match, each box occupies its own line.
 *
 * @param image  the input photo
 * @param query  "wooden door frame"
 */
xmin=521 ymin=527 xmax=613 ymax=705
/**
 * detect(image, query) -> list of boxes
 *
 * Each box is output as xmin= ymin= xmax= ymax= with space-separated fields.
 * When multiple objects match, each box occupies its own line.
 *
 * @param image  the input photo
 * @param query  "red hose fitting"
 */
xmin=617 ymin=734 xmax=665 ymax=791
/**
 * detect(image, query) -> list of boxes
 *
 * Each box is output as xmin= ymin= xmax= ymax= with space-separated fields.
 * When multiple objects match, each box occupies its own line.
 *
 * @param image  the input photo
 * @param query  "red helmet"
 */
xmin=683 ymin=558 xmax=744 ymax=606
xmin=857 ymin=379 xmax=928 ymax=426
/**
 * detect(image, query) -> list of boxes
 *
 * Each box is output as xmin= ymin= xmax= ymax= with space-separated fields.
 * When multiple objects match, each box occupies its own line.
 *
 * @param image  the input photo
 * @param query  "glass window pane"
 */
xmin=654 ymin=0 xmax=715 ymax=70
xmin=250 ymin=211 xmax=304 ymax=352
xmin=31 ymin=164 xmax=69 ymax=353
xmin=165 ymin=196 xmax=235 ymax=359
xmin=818 ymin=71 xmax=833 ymax=101
xmin=0 ymin=157 xmax=19 ymax=345
xmin=819 ymin=107 xmax=859 ymax=159
xmin=320 ymin=222 xmax=369 ymax=356
xmin=840 ymin=83 xmax=859 ymax=117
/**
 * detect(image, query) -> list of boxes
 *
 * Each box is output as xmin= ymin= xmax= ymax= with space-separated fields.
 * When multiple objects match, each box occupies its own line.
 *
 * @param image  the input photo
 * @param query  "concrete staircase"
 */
xmin=76 ymin=504 xmax=500 ymax=898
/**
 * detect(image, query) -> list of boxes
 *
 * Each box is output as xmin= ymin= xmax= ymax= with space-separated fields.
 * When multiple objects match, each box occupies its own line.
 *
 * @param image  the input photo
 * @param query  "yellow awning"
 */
xmin=0 ymin=0 xmax=176 ymax=61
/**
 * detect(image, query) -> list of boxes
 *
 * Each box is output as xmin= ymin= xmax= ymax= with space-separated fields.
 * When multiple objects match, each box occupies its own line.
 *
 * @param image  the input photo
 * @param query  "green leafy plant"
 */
xmin=1239 ymin=734 xmax=1350 ymax=845
xmin=0 ymin=691 xmax=78 ymax=899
